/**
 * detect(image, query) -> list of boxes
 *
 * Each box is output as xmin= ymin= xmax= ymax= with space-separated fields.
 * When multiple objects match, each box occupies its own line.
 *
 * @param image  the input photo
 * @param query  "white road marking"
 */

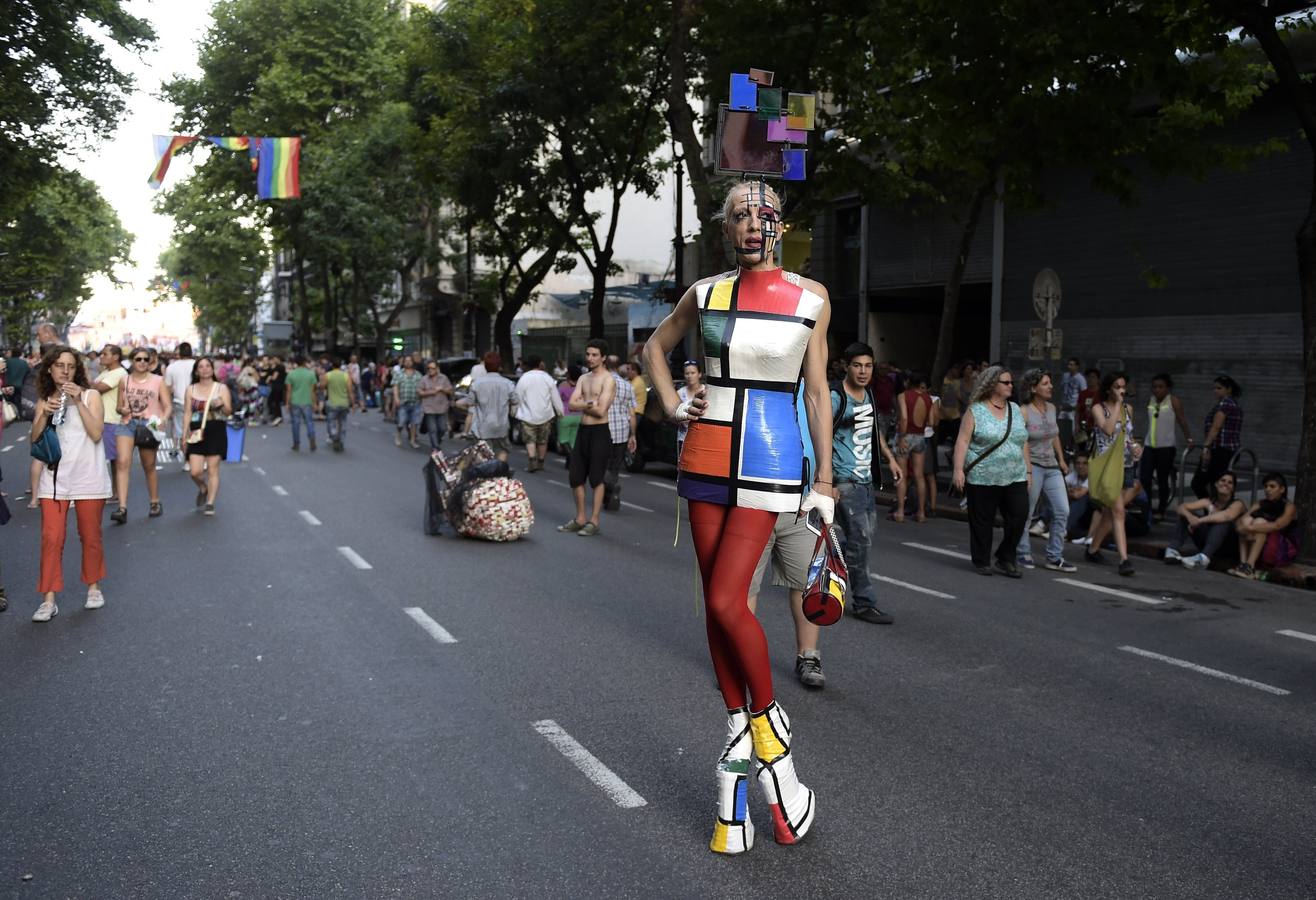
xmin=272 ymin=485 xmax=289 ymax=496
xmin=337 ymin=546 xmax=372 ymax=569
xmin=298 ymin=510 xmax=322 ymax=526
xmin=253 ymin=466 xmax=267 ymax=476
xmin=1118 ymin=645 xmax=1290 ymax=696
xmin=14 ymin=435 xmax=25 ymax=442
xmin=870 ymin=572 xmax=955 ymax=599
xmin=1053 ymin=577 xmax=1165 ymax=606
xmin=621 ymin=500 xmax=654 ymax=513
xmin=242 ymin=454 xmax=250 ymax=461
xmin=531 ymin=719 xmax=647 ymax=809
xmin=902 ymin=542 xmax=973 ymax=561
xmin=404 ymin=607 xmax=458 ymax=644
xmin=619 ymin=473 xmax=631 ymax=479
xmin=647 ymin=480 xmax=677 ymax=491
xmin=0 ymin=445 xmax=11 ymax=453
xmin=547 ymin=479 xmax=570 ymax=488
xmin=1278 ymin=629 xmax=1316 ymax=645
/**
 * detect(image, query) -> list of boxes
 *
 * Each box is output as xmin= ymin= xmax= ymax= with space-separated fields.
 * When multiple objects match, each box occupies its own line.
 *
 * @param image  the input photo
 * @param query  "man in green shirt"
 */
xmin=323 ymin=357 xmax=357 ymax=452
xmin=284 ymin=356 xmax=320 ymax=452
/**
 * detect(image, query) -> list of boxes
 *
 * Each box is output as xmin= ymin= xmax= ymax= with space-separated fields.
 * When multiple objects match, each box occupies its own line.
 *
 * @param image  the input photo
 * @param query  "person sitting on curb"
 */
xmin=1065 ymin=452 xmax=1093 ymax=543
xmin=1232 ymin=473 xmax=1299 ymax=579
xmin=1165 ymin=471 xmax=1246 ymax=570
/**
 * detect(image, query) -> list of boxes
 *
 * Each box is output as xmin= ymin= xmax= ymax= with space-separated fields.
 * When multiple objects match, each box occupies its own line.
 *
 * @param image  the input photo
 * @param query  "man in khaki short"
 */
xmin=748 ymin=511 xmax=827 ymax=689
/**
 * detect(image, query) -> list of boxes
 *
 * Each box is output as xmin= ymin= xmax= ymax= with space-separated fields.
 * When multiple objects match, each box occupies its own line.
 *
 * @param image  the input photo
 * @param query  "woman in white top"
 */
xmin=675 ymin=358 xmax=704 ymax=460
xmin=30 ymin=345 xmax=113 ymax=622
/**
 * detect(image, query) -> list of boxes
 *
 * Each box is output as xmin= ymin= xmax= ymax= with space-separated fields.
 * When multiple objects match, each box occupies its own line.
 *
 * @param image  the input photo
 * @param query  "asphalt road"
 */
xmin=2 ymin=415 xmax=1314 ymax=899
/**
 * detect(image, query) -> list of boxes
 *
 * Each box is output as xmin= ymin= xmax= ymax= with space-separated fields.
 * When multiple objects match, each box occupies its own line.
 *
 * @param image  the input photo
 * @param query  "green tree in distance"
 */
xmin=0 ymin=0 xmax=154 ymax=222
xmin=820 ymin=0 xmax=1273 ymax=386
xmin=0 ymin=168 xmax=132 ymax=345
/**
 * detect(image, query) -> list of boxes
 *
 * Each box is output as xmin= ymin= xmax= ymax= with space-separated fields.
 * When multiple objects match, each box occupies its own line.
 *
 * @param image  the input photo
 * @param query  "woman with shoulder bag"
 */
xmin=112 ymin=346 xmax=171 ymax=523
xmin=1084 ymin=371 xmax=1142 ymax=576
xmin=30 ymin=345 xmax=113 ymax=622
xmin=952 ymin=366 xmax=1031 ymax=577
xmin=183 ymin=357 xmax=233 ymax=516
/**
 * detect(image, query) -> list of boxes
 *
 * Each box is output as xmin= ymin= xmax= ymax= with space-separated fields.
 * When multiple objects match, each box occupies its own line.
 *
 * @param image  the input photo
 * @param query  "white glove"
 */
xmin=672 ymin=400 xmax=693 ymax=422
xmin=799 ymin=489 xmax=835 ymax=525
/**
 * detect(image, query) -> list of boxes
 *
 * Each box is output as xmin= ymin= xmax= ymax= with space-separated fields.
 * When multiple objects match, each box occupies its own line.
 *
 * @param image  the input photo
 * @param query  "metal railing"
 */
xmin=1177 ymin=445 xmax=1262 ymax=508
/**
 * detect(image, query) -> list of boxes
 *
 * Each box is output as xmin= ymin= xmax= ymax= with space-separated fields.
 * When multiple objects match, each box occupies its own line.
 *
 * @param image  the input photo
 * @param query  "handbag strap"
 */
xmin=194 ymin=383 xmax=216 ymax=433
xmin=965 ymin=402 xmax=1012 ymax=475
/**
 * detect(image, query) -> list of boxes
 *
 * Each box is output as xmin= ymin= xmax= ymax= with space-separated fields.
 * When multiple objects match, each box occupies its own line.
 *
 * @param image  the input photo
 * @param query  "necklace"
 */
xmin=990 ymin=400 xmax=1006 ymax=410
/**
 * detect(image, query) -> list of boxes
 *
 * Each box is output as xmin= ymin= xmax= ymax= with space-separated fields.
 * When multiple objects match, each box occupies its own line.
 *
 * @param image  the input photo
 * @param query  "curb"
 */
xmin=872 ymin=487 xmax=1316 ymax=592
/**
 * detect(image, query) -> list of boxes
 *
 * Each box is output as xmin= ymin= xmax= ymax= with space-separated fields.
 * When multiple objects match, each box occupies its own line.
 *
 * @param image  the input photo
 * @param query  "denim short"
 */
xmin=397 ymin=402 xmax=423 ymax=428
xmin=116 ymin=420 xmax=141 ymax=439
xmin=896 ymin=433 xmax=927 ymax=457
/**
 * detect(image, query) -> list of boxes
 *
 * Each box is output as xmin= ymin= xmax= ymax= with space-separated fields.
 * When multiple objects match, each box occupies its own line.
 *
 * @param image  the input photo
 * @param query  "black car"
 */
xmin=627 ymin=385 xmax=681 ymax=473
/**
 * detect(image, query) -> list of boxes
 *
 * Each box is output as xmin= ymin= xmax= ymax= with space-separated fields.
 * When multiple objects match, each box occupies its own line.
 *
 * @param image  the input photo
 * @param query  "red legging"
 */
xmin=688 ymin=501 xmax=777 ymax=711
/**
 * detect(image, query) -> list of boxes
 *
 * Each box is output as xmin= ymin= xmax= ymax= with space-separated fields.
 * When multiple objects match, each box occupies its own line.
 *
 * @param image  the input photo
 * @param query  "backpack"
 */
xmin=829 ymin=380 xmax=882 ymax=434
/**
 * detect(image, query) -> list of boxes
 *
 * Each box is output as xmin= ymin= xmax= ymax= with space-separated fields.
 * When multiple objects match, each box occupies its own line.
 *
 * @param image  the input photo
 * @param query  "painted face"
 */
xmin=727 ymin=182 xmax=781 ymax=265
xmin=847 ymin=355 xmax=873 ymax=387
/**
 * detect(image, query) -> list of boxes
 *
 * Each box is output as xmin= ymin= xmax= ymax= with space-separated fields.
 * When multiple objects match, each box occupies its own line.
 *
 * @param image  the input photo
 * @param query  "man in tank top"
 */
xmin=1139 ymin=373 xmax=1191 ymax=519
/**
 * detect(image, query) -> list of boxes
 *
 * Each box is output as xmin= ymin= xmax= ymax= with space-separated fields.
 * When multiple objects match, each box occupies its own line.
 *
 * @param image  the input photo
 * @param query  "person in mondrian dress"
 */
xmin=643 ymin=181 xmax=835 ymax=854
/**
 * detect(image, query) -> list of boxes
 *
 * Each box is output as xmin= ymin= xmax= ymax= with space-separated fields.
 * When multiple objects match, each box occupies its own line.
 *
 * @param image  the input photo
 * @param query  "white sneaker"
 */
xmin=32 ymin=601 xmax=57 ymax=623
xmin=1029 ymin=520 xmax=1047 ymax=537
xmin=1164 ymin=547 xmax=1182 ymax=563
xmin=1071 ymin=536 xmax=1092 ymax=546
xmin=1181 ymin=553 xmax=1209 ymax=569
xmin=85 ymin=588 xmax=105 ymax=610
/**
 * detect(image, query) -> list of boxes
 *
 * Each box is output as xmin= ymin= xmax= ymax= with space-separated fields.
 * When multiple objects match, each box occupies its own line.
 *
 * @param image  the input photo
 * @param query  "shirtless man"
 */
xmin=558 ymin=339 xmax=615 ymax=536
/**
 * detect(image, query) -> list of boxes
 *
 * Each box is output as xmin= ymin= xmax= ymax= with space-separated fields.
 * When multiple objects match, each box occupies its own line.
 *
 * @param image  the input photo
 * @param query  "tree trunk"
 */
xmin=930 ymin=182 xmax=992 ymax=388
xmin=495 ymin=239 xmax=563 ymax=367
xmin=1227 ymin=3 xmax=1316 ymax=562
xmin=589 ymin=249 xmax=611 ymax=339
xmin=294 ymin=246 xmax=311 ymax=353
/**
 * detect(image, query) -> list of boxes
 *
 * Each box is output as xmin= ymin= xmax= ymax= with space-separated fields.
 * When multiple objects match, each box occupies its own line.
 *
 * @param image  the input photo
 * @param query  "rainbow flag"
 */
xmin=255 ymin=137 xmax=301 ymax=199
xmin=205 ymin=136 xmax=250 ymax=152
xmin=148 ymin=135 xmax=200 ymax=189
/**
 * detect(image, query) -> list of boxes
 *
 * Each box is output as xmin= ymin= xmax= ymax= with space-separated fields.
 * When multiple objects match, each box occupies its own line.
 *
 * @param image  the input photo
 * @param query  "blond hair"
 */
xmin=719 ymin=180 xmax=781 ymax=222
xmin=970 ymin=365 xmax=1010 ymax=404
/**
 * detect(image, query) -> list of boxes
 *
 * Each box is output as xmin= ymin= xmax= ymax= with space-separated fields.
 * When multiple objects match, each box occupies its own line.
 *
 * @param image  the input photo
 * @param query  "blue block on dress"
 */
xmin=739 ymin=390 xmax=802 ymax=480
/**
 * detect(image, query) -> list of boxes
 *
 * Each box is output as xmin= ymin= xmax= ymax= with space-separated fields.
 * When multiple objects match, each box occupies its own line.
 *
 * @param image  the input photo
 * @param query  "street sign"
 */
xmin=1028 ymin=326 xmax=1064 ymax=361
xmin=1032 ymin=268 xmax=1062 ymax=323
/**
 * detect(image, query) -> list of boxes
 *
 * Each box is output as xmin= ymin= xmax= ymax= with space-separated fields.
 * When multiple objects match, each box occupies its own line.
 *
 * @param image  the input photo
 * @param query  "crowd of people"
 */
xmin=0 ymin=180 xmax=1307 ymax=861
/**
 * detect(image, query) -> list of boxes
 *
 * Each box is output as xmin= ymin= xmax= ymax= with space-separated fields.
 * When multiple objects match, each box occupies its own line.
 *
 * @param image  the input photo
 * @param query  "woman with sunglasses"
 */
xmin=30 ymin=345 xmax=112 ymax=622
xmin=111 ymin=347 xmax=171 ymax=523
xmin=676 ymin=358 xmax=704 ymax=461
xmin=952 ymin=365 xmax=1031 ymax=576
xmin=1084 ymin=371 xmax=1142 ymax=575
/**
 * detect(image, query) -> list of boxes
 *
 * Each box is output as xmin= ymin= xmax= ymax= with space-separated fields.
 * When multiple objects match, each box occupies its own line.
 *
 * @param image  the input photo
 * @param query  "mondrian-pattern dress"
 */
xmin=678 ymin=267 xmax=824 ymax=512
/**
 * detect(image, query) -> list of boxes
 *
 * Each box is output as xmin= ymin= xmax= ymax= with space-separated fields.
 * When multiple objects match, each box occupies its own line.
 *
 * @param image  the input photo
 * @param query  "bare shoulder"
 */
xmin=796 ymin=275 xmax=830 ymax=299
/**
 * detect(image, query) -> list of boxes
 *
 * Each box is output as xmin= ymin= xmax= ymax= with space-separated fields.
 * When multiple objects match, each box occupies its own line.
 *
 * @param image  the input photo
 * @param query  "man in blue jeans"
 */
xmin=284 ymin=356 xmax=319 ymax=452
xmin=831 ymin=342 xmax=904 ymax=625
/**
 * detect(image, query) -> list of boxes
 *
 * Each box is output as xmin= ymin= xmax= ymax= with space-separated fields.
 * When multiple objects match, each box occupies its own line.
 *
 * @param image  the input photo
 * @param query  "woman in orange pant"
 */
xmin=30 ymin=345 xmax=113 ymax=622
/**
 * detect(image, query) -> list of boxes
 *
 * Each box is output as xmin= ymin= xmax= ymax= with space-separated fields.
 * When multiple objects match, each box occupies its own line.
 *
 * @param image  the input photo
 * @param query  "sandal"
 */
xmin=148 ymin=501 xmax=163 ymax=518
xmin=110 ymin=507 xmax=127 ymax=525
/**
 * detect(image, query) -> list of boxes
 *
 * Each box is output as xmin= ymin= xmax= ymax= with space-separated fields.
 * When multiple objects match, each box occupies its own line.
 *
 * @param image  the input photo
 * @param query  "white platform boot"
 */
xmin=750 ymin=701 xmax=815 ymax=844
xmin=709 ymin=706 xmax=755 ymax=854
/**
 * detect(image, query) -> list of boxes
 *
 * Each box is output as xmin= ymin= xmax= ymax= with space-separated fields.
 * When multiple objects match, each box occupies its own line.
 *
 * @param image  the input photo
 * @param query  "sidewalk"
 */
xmin=873 ymin=480 xmax=1316 ymax=592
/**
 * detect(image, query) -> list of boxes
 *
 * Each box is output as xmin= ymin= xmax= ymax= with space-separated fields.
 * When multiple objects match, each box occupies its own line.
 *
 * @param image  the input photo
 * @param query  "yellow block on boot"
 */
xmin=750 ymin=708 xmax=788 ymax=763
